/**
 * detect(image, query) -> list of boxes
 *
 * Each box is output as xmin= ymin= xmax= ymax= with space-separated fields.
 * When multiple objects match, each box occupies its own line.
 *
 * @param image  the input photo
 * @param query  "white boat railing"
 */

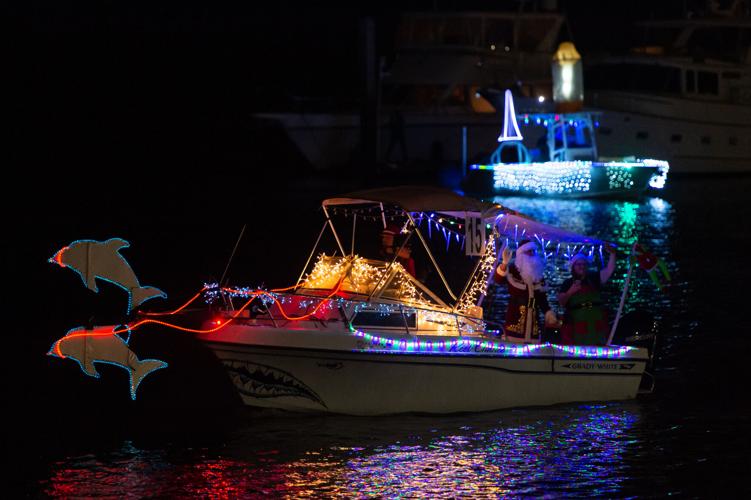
xmin=220 ymin=289 xmax=492 ymax=338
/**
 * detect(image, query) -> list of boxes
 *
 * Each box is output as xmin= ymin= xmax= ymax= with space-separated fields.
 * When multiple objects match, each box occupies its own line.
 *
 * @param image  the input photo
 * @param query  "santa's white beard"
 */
xmin=516 ymin=252 xmax=545 ymax=286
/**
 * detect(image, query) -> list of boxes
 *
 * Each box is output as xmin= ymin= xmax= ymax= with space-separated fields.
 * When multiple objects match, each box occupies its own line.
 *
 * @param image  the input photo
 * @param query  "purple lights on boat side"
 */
xmin=351 ymin=328 xmax=636 ymax=358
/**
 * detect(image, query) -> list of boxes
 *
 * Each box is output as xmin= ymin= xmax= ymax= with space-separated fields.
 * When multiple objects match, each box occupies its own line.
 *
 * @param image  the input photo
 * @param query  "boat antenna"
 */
xmin=219 ymin=223 xmax=247 ymax=287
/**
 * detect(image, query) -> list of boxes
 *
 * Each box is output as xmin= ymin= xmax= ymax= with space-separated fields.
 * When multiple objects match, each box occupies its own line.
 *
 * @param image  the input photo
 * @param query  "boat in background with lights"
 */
xmin=196 ymin=187 xmax=653 ymax=415
xmin=464 ymin=43 xmax=670 ymax=198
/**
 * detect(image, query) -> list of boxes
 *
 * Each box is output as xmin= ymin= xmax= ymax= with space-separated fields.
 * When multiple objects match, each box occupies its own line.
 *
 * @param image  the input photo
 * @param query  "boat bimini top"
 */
xmin=295 ymin=186 xmax=607 ymax=321
xmin=323 ymin=186 xmax=605 ymax=245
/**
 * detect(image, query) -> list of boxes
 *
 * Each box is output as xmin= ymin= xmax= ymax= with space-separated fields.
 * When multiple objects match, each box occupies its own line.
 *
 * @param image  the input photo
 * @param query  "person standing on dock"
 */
xmin=494 ymin=239 xmax=558 ymax=342
xmin=557 ymin=245 xmax=617 ymax=345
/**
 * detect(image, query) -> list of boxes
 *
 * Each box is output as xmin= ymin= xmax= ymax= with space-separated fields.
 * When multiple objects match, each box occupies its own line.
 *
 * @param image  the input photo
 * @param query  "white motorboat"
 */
xmin=197 ymin=187 xmax=651 ymax=415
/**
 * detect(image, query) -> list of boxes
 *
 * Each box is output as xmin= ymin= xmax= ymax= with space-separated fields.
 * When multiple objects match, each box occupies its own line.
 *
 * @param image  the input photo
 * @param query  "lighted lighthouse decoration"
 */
xmin=552 ymin=42 xmax=583 ymax=112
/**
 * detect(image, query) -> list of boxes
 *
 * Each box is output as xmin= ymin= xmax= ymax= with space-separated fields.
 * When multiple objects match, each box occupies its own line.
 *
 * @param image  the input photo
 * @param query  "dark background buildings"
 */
xmin=13 ymin=1 xmax=710 ymax=213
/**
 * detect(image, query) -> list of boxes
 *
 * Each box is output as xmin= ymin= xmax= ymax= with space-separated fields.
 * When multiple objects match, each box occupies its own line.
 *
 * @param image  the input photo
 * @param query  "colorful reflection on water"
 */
xmin=340 ymin=408 xmax=638 ymax=497
xmin=491 ymin=195 xmax=672 ymax=246
xmin=42 ymin=404 xmax=642 ymax=498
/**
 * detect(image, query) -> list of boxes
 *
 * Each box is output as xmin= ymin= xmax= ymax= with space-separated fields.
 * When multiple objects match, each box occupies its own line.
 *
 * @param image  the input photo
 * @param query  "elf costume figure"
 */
xmin=557 ymin=245 xmax=617 ymax=345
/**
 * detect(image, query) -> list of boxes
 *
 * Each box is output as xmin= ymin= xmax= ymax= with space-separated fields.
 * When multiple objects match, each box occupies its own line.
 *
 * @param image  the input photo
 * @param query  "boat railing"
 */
xmin=223 ymin=289 xmax=493 ymax=338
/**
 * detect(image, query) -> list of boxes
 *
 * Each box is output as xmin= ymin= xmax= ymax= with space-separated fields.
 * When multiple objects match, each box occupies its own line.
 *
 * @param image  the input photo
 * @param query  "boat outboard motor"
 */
xmin=612 ymin=310 xmax=660 ymax=392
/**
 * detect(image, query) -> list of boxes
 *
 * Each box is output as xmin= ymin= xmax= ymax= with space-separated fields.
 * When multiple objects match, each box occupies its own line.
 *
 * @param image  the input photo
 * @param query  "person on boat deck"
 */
xmin=379 ymin=224 xmax=416 ymax=277
xmin=557 ymin=245 xmax=617 ymax=346
xmin=494 ymin=239 xmax=559 ymax=342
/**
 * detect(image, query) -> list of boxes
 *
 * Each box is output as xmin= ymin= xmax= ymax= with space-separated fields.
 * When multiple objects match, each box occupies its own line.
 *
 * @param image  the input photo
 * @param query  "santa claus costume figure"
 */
xmin=494 ymin=239 xmax=558 ymax=341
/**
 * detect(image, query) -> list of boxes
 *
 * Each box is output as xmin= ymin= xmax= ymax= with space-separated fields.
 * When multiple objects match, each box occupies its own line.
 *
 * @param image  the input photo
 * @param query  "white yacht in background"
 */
xmin=585 ymin=14 xmax=751 ymax=174
xmin=254 ymin=9 xmax=568 ymax=170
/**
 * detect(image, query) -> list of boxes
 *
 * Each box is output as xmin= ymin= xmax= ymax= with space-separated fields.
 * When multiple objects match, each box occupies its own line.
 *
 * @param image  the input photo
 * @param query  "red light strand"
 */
xmin=139 ymin=283 xmax=302 ymax=317
xmin=53 ymin=280 xmax=343 ymax=356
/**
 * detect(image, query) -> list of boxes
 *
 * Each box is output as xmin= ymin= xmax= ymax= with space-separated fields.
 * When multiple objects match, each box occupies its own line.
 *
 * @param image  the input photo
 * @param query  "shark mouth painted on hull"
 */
xmin=221 ymin=360 xmax=327 ymax=408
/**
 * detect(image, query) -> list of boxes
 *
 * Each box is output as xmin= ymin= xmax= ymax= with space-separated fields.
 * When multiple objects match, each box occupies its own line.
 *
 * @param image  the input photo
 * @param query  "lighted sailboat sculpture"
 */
xmin=197 ymin=187 xmax=649 ymax=415
xmin=466 ymin=90 xmax=670 ymax=197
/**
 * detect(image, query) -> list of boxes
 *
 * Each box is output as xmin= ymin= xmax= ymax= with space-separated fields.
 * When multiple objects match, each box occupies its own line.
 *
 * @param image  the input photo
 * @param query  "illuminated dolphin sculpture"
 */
xmin=48 ymin=325 xmax=168 ymax=400
xmin=49 ymin=238 xmax=166 ymax=313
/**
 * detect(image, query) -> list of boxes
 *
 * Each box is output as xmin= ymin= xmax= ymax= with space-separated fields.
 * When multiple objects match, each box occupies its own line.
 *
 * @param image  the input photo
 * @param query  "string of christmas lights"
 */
xmin=300 ymin=254 xmax=432 ymax=307
xmin=493 ymin=161 xmax=592 ymax=194
xmin=470 ymin=160 xmax=669 ymax=195
xmin=350 ymin=326 xmax=636 ymax=358
xmin=456 ymin=236 xmax=497 ymax=314
xmin=307 ymin=207 xmax=606 ymax=262
xmin=606 ymin=165 xmax=634 ymax=190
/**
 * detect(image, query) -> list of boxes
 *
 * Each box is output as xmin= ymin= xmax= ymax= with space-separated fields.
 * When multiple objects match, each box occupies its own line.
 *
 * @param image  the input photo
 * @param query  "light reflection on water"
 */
xmin=491 ymin=195 xmax=673 ymax=250
xmin=43 ymin=403 xmax=642 ymax=498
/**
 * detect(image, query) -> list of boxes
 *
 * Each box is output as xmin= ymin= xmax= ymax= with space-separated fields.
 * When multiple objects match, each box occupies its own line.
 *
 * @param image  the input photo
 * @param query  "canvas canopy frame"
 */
xmin=298 ymin=187 xmax=608 ymax=314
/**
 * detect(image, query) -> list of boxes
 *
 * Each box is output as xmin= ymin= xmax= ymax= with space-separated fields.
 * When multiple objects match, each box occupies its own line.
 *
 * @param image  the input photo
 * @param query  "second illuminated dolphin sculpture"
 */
xmin=48 ymin=325 xmax=168 ymax=400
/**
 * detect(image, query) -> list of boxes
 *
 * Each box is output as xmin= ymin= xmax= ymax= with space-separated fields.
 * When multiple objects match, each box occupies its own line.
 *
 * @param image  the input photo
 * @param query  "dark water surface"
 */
xmin=10 ymin=175 xmax=751 ymax=497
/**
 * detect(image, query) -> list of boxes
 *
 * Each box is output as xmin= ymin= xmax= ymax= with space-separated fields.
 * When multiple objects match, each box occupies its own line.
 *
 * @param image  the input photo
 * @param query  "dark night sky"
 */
xmin=10 ymin=0 xmax=698 ymax=215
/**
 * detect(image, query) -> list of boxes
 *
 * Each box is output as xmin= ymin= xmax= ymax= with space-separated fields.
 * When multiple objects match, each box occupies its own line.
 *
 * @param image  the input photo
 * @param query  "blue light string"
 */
xmin=352 ymin=328 xmax=635 ymax=358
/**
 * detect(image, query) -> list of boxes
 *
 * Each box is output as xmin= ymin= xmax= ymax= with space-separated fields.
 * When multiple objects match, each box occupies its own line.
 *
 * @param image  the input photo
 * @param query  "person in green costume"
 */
xmin=557 ymin=245 xmax=617 ymax=345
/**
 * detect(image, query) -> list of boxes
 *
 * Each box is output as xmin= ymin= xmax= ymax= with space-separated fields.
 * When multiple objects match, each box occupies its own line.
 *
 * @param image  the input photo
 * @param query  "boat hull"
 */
xmin=201 ymin=336 xmax=647 ymax=415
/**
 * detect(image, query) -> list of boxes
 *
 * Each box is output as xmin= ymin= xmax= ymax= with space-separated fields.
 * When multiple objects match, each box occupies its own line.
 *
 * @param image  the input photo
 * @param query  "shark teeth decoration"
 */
xmin=222 ymin=360 xmax=327 ymax=408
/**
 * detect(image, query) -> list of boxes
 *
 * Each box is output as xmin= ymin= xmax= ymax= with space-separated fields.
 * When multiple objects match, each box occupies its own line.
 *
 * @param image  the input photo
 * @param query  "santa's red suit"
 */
xmin=494 ymin=242 xmax=555 ymax=341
